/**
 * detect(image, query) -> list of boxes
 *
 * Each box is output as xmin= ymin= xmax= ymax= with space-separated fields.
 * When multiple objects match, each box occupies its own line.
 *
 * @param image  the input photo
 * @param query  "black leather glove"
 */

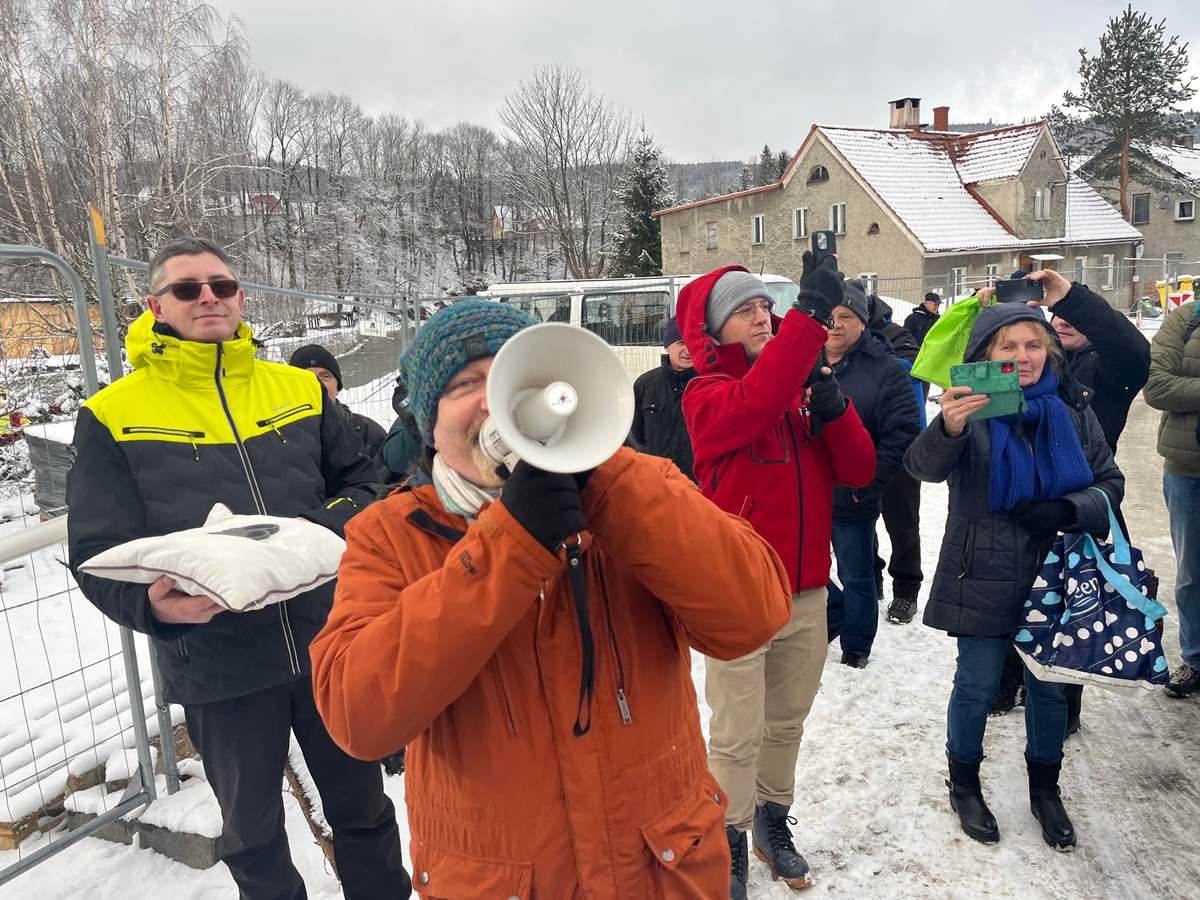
xmin=793 ymin=250 xmax=843 ymax=327
xmin=807 ymin=363 xmax=847 ymax=422
xmin=1009 ymin=499 xmax=1074 ymax=540
xmin=500 ymin=460 xmax=586 ymax=552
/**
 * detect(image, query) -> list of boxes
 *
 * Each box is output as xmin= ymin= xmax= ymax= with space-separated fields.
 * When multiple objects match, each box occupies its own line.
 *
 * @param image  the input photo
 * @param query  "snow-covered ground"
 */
xmin=2 ymin=314 xmax=1195 ymax=899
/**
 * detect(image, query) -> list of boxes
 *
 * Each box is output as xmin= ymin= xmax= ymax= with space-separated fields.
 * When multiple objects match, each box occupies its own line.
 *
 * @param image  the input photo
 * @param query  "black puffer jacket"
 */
xmin=868 ymin=295 xmax=920 ymax=364
xmin=827 ymin=331 xmax=921 ymax=522
xmin=67 ymin=313 xmax=380 ymax=705
xmin=1053 ymin=282 xmax=1150 ymax=453
xmin=631 ymin=356 xmax=698 ymax=482
xmin=905 ymin=403 xmax=1123 ymax=637
xmin=905 ymin=302 xmax=1124 ymax=637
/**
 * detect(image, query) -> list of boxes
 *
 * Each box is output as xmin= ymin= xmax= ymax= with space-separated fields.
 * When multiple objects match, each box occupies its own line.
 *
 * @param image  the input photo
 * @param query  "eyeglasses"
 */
xmin=731 ymin=298 xmax=774 ymax=321
xmin=152 ymin=279 xmax=240 ymax=301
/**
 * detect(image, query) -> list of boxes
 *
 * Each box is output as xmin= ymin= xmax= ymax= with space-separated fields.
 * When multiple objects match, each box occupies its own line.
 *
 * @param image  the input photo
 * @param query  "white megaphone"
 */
xmin=478 ymin=323 xmax=635 ymax=473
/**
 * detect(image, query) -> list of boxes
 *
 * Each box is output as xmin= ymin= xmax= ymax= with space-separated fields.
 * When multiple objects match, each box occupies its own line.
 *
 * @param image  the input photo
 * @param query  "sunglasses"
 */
xmin=152 ymin=279 xmax=240 ymax=301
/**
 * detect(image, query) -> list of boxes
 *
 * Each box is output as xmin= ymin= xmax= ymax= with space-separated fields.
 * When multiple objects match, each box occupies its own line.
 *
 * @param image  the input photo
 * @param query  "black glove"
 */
xmin=500 ymin=460 xmax=586 ymax=552
xmin=793 ymin=250 xmax=843 ymax=327
xmin=1009 ymin=499 xmax=1074 ymax=540
xmin=807 ymin=363 xmax=847 ymax=422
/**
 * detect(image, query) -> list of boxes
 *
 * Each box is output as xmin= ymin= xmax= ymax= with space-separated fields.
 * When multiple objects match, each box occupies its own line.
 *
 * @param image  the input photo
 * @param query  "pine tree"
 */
xmin=609 ymin=131 xmax=675 ymax=277
xmin=776 ymin=150 xmax=791 ymax=181
xmin=1057 ymin=5 xmax=1196 ymax=221
xmin=756 ymin=144 xmax=774 ymax=186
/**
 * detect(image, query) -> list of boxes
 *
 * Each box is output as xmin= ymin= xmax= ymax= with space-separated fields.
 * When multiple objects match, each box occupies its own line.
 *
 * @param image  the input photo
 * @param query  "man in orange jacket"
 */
xmin=310 ymin=299 xmax=792 ymax=898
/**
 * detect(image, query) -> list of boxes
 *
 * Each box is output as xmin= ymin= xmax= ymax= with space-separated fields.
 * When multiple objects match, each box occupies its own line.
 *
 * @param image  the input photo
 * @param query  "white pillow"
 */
xmin=77 ymin=504 xmax=346 ymax=612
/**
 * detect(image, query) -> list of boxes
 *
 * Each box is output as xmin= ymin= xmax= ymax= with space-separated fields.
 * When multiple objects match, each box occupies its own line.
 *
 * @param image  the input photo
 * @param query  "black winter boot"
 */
xmin=751 ymin=802 xmax=813 ymax=890
xmin=946 ymin=754 xmax=1000 ymax=844
xmin=1027 ymin=758 xmax=1076 ymax=851
xmin=726 ymin=826 xmax=748 ymax=900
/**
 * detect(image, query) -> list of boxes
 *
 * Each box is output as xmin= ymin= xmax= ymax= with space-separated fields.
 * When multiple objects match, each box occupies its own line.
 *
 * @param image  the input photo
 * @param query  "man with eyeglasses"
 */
xmin=676 ymin=259 xmax=875 ymax=898
xmin=66 ymin=237 xmax=410 ymax=899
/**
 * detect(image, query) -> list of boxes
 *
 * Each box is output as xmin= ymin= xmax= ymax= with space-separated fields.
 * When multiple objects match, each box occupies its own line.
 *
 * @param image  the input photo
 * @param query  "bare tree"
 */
xmin=499 ymin=65 xmax=632 ymax=279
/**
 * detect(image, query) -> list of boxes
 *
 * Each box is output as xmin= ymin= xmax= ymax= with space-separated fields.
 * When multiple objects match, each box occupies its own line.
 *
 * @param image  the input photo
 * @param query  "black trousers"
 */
xmin=185 ymin=677 xmax=410 ymax=900
xmin=874 ymin=471 xmax=923 ymax=600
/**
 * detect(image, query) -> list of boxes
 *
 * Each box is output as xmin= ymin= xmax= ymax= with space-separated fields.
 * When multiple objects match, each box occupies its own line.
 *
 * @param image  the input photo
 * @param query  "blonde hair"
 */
xmin=983 ymin=319 xmax=1063 ymax=373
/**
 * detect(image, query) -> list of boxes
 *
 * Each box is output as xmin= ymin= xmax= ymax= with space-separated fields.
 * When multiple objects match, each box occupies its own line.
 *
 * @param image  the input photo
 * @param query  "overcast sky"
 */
xmin=207 ymin=0 xmax=1200 ymax=163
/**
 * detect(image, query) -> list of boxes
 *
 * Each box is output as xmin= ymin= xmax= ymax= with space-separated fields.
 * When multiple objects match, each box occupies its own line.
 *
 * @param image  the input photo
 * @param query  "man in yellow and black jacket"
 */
xmin=66 ymin=237 xmax=409 ymax=900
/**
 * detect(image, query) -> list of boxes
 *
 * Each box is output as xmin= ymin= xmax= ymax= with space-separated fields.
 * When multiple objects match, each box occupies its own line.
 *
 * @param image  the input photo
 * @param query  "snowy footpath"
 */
xmin=1 ymin=391 xmax=1197 ymax=899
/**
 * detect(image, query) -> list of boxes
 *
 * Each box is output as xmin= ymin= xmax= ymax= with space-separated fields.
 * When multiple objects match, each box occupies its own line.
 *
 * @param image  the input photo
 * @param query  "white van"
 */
xmin=479 ymin=273 xmax=799 ymax=380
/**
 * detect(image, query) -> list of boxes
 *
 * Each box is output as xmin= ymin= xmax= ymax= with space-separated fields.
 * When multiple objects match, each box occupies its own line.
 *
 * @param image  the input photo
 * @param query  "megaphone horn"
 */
xmin=479 ymin=323 xmax=635 ymax=474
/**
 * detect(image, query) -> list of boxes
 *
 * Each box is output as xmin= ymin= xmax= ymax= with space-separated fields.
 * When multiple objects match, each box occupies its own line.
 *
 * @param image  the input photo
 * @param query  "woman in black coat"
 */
xmin=904 ymin=302 xmax=1124 ymax=852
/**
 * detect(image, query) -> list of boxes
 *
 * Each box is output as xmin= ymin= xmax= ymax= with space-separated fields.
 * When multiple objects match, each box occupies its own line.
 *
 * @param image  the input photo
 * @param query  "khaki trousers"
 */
xmin=704 ymin=587 xmax=827 ymax=831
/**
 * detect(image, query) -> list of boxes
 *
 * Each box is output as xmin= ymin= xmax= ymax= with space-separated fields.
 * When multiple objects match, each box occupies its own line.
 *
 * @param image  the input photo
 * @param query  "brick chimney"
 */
xmin=933 ymin=106 xmax=950 ymax=133
xmin=889 ymin=97 xmax=921 ymax=129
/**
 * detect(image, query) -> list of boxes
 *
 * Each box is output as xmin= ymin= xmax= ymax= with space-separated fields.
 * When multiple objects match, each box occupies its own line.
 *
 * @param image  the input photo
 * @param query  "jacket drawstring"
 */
xmin=565 ymin=537 xmax=596 ymax=737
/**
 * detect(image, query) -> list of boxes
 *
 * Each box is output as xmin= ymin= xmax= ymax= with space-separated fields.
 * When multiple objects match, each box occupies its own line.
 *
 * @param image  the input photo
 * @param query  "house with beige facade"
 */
xmin=1077 ymin=138 xmax=1200 ymax=290
xmin=655 ymin=99 xmax=1142 ymax=309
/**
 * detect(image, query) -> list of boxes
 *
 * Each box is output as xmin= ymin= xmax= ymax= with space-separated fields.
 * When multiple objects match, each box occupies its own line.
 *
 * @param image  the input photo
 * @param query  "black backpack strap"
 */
xmin=1184 ymin=303 xmax=1200 ymax=342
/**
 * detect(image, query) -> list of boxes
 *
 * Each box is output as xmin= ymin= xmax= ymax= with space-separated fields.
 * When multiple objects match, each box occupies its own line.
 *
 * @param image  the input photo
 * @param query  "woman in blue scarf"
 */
xmin=904 ymin=300 xmax=1124 ymax=852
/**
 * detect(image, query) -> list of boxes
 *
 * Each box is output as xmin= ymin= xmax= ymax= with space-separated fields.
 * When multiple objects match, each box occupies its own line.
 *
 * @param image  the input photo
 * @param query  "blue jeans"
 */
xmin=1164 ymin=471 xmax=1200 ymax=669
xmin=946 ymin=636 xmax=1067 ymax=765
xmin=826 ymin=518 xmax=880 ymax=656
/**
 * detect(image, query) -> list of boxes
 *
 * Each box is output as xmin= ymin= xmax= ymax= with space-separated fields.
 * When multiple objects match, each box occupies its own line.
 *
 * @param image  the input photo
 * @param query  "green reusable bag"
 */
xmin=911 ymin=295 xmax=982 ymax=389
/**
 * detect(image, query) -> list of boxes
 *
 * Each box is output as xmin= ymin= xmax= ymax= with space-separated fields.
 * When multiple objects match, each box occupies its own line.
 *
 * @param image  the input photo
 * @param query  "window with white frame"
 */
xmin=1178 ymin=199 xmax=1196 ymax=221
xmin=751 ymin=215 xmax=765 ymax=245
xmin=1034 ymin=189 xmax=1052 ymax=221
xmin=1075 ymin=256 xmax=1088 ymax=283
xmin=1102 ymin=253 xmax=1115 ymax=289
xmin=793 ymin=207 xmax=809 ymax=239
xmin=706 ymin=221 xmax=718 ymax=249
xmin=858 ymin=272 xmax=878 ymax=294
xmin=986 ymin=264 xmax=999 ymax=286
xmin=830 ymin=203 xmax=846 ymax=235
xmin=951 ymin=267 xmax=967 ymax=298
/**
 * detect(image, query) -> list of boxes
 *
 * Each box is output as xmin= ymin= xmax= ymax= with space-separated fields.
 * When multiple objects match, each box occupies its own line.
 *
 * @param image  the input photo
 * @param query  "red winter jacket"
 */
xmin=677 ymin=266 xmax=876 ymax=593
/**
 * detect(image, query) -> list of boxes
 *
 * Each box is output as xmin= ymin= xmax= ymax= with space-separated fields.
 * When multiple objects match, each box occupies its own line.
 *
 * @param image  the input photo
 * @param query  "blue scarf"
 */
xmin=987 ymin=368 xmax=1093 ymax=511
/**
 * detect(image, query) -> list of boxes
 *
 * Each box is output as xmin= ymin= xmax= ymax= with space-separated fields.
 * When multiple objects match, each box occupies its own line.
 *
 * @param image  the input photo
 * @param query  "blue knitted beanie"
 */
xmin=399 ymin=299 xmax=536 ymax=444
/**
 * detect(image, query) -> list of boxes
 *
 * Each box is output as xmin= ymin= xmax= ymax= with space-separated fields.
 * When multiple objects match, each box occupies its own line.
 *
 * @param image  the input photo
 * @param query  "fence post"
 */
xmin=149 ymin=654 xmax=181 ymax=795
xmin=86 ymin=206 xmax=127 ymax=385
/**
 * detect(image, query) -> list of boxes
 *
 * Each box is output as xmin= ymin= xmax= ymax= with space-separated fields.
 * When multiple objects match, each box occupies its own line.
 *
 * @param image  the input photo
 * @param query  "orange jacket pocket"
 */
xmin=639 ymin=770 xmax=730 ymax=897
xmin=410 ymin=839 xmax=532 ymax=899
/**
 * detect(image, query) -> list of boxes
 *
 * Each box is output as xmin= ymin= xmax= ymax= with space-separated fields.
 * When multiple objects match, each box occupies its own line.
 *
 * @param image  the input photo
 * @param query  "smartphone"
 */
xmin=811 ymin=230 xmax=837 ymax=268
xmin=949 ymin=360 xmax=1027 ymax=422
xmin=993 ymin=277 xmax=1045 ymax=304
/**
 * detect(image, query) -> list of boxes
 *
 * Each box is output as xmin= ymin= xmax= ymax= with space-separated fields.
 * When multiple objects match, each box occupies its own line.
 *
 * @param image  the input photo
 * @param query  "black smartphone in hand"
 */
xmin=812 ymin=231 xmax=837 ymax=268
xmin=993 ymin=277 xmax=1044 ymax=304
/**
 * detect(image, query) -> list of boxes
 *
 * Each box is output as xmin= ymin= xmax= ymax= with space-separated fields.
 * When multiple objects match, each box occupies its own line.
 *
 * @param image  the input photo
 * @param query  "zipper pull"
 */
xmin=617 ymin=687 xmax=632 ymax=725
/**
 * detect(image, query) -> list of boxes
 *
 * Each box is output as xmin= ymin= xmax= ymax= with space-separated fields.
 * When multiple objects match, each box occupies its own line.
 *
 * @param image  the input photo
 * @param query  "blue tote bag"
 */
xmin=1013 ymin=489 xmax=1169 ymax=695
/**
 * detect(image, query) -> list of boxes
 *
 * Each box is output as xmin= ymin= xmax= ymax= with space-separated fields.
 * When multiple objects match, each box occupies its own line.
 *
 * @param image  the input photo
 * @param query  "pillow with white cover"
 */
xmin=77 ymin=504 xmax=346 ymax=612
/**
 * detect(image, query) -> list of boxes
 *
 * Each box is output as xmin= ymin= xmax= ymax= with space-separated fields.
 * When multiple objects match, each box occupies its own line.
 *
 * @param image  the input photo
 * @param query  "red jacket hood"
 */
xmin=677 ymin=265 xmax=784 ymax=377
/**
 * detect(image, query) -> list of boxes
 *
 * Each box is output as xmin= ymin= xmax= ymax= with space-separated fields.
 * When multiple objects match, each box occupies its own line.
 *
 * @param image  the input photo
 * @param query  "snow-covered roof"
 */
xmin=954 ymin=123 xmax=1043 ymax=183
xmin=1133 ymin=141 xmax=1200 ymax=186
xmin=818 ymin=126 xmax=1027 ymax=252
xmin=1064 ymin=177 xmax=1143 ymax=244
xmin=661 ymin=120 xmax=1141 ymax=253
